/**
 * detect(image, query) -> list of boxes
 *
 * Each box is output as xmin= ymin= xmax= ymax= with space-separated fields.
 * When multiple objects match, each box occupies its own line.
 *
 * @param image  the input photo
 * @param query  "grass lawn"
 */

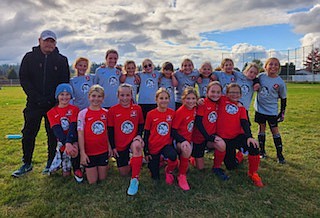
xmin=0 ymin=83 xmax=319 ymax=217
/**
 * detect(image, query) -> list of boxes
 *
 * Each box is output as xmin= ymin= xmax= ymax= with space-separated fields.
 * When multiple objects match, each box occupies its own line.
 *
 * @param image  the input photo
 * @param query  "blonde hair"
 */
xmin=181 ymin=87 xmax=198 ymax=101
xmin=264 ymin=57 xmax=281 ymax=73
xmin=226 ymin=83 xmax=241 ymax=95
xmin=117 ymin=83 xmax=133 ymax=97
xmin=207 ymin=81 xmax=222 ymax=94
xmin=89 ymin=84 xmax=105 ymax=97
xmin=142 ymin=58 xmax=154 ymax=70
xmin=123 ymin=60 xmax=137 ymax=74
xmin=243 ymin=63 xmax=259 ymax=74
xmin=73 ymin=57 xmax=90 ymax=74
xmin=155 ymin=87 xmax=170 ymax=100
xmin=181 ymin=58 xmax=194 ymax=69
xmin=161 ymin=62 xmax=174 ymax=72
xmin=199 ymin=61 xmax=212 ymax=73
xmin=220 ymin=58 xmax=234 ymax=68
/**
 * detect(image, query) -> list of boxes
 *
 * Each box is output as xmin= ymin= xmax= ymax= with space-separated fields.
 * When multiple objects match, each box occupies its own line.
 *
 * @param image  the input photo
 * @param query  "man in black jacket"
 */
xmin=12 ymin=30 xmax=70 ymax=177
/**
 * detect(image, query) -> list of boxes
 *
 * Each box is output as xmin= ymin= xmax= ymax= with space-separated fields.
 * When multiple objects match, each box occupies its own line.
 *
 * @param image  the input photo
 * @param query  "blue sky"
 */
xmin=0 ymin=0 xmax=319 ymax=69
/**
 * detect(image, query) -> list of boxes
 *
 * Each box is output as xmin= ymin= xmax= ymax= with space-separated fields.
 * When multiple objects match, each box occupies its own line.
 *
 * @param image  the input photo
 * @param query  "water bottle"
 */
xmin=5 ymin=134 xmax=22 ymax=139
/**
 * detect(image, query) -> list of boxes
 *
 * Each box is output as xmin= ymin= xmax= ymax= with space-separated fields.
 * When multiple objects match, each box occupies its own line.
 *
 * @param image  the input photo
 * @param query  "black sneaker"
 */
xmin=12 ymin=163 xmax=33 ymax=177
xmin=277 ymin=154 xmax=286 ymax=164
xmin=213 ymin=168 xmax=229 ymax=181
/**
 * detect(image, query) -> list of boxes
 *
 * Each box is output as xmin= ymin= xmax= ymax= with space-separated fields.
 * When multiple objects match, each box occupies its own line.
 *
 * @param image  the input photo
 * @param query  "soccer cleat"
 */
xmin=189 ymin=157 xmax=196 ymax=167
xmin=127 ymin=178 xmax=139 ymax=196
xmin=74 ymin=169 xmax=84 ymax=183
xmin=248 ymin=172 xmax=264 ymax=187
xmin=213 ymin=168 xmax=229 ymax=181
xmin=236 ymin=151 xmax=244 ymax=164
xmin=165 ymin=171 xmax=175 ymax=185
xmin=277 ymin=154 xmax=286 ymax=164
xmin=177 ymin=174 xmax=190 ymax=191
xmin=12 ymin=163 xmax=33 ymax=177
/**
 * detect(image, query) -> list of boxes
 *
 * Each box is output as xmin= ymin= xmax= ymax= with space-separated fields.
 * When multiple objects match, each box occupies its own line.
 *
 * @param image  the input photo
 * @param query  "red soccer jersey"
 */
xmin=192 ymin=98 xmax=218 ymax=144
xmin=172 ymin=105 xmax=196 ymax=142
xmin=108 ymin=103 xmax=144 ymax=151
xmin=217 ymin=96 xmax=247 ymax=139
xmin=47 ymin=104 xmax=79 ymax=134
xmin=144 ymin=108 xmax=175 ymax=155
xmin=77 ymin=108 xmax=109 ymax=156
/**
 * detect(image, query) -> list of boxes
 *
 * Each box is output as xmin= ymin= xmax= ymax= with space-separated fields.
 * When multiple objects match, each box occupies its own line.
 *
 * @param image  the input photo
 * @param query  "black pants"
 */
xmin=21 ymin=105 xmax=56 ymax=166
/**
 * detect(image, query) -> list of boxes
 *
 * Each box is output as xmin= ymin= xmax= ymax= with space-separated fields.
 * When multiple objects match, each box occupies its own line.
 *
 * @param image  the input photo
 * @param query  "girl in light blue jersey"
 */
xmin=254 ymin=57 xmax=287 ymax=164
xmin=70 ymin=57 xmax=95 ymax=110
xmin=197 ymin=61 xmax=215 ymax=98
xmin=159 ymin=61 xmax=178 ymax=110
xmin=120 ymin=60 xmax=139 ymax=103
xmin=94 ymin=49 xmax=121 ymax=109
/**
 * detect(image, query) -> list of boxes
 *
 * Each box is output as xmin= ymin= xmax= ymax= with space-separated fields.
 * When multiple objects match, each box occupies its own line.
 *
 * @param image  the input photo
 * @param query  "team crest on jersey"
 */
xmin=109 ymin=76 xmax=118 ymax=87
xmin=121 ymin=121 xmax=134 ymax=134
xmin=91 ymin=121 xmax=105 ymax=135
xmin=130 ymin=110 xmax=137 ymax=117
xmin=231 ymin=77 xmax=236 ymax=82
xmin=60 ymin=117 xmax=70 ymax=131
xmin=82 ymin=83 xmax=90 ymax=94
xmin=116 ymin=70 xmax=120 ymax=75
xmin=208 ymin=111 xmax=217 ymax=123
xmin=66 ymin=110 xmax=72 ymax=116
xmin=187 ymin=121 xmax=194 ymax=133
xmin=101 ymin=114 xmax=107 ymax=120
xmin=85 ymin=75 xmax=90 ymax=81
xmin=273 ymin=84 xmax=279 ymax=89
xmin=166 ymin=86 xmax=173 ymax=94
xmin=157 ymin=122 xmax=169 ymax=136
xmin=191 ymin=76 xmax=196 ymax=81
xmin=202 ymin=86 xmax=207 ymax=96
xmin=152 ymin=73 xmax=156 ymax=78
xmin=146 ymin=79 xmax=155 ymax=88
xmin=166 ymin=115 xmax=173 ymax=122
xmin=260 ymin=86 xmax=269 ymax=97
xmin=226 ymin=104 xmax=238 ymax=115
xmin=241 ymin=85 xmax=249 ymax=96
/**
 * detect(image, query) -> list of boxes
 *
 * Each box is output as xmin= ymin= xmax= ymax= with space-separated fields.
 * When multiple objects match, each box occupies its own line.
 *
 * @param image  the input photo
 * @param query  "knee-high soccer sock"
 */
xmin=248 ymin=154 xmax=260 ymax=175
xmin=213 ymin=150 xmax=226 ymax=169
xmin=166 ymin=159 xmax=178 ymax=173
xmin=273 ymin=134 xmax=284 ymax=158
xmin=258 ymin=133 xmax=266 ymax=153
xmin=179 ymin=156 xmax=189 ymax=175
xmin=130 ymin=156 xmax=143 ymax=179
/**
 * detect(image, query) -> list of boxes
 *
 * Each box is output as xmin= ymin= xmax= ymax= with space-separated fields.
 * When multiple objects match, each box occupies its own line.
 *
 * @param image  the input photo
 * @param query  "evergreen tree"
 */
xmin=7 ymin=68 xmax=18 ymax=79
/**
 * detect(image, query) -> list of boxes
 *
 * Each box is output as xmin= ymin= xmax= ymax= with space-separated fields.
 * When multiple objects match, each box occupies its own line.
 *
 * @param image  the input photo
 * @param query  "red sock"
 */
xmin=213 ymin=150 xmax=226 ymax=169
xmin=248 ymin=155 xmax=260 ymax=175
xmin=130 ymin=156 xmax=143 ymax=179
xmin=179 ymin=156 xmax=189 ymax=175
xmin=166 ymin=159 xmax=178 ymax=173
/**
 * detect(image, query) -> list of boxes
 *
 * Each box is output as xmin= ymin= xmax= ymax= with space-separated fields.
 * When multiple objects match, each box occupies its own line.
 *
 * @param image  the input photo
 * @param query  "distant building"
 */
xmin=280 ymin=63 xmax=295 ymax=75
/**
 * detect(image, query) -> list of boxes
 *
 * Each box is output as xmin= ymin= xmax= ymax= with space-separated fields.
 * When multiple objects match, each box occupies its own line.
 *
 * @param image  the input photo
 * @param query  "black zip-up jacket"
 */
xmin=19 ymin=45 xmax=70 ymax=109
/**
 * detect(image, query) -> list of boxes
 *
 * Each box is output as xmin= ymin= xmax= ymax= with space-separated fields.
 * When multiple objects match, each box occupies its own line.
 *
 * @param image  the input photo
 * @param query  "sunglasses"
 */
xmin=144 ymin=64 xmax=152 ymax=69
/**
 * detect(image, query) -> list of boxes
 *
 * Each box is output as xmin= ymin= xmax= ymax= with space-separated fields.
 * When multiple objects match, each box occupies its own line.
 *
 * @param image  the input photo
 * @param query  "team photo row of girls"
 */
xmin=45 ymin=49 xmax=287 ymax=196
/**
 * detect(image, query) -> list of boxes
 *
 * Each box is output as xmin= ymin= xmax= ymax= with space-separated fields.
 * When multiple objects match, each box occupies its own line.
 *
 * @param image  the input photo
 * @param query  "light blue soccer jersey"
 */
xmin=174 ymin=70 xmax=199 ymax=103
xmin=124 ymin=76 xmax=139 ymax=104
xmin=159 ymin=76 xmax=176 ymax=110
xmin=197 ymin=77 xmax=211 ymax=98
xmin=254 ymin=73 xmax=287 ymax=116
xmin=214 ymin=71 xmax=239 ymax=94
xmin=94 ymin=67 xmax=121 ymax=108
xmin=137 ymin=71 xmax=161 ymax=104
xmin=236 ymin=73 xmax=254 ymax=110
xmin=70 ymin=74 xmax=95 ymax=110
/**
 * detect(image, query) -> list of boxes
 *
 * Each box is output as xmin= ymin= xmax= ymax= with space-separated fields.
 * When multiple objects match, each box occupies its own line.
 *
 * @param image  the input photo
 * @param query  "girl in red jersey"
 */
xmin=78 ymin=85 xmax=112 ymax=184
xmin=191 ymin=81 xmax=228 ymax=181
xmin=47 ymin=83 xmax=82 ymax=182
xmin=217 ymin=83 xmax=263 ymax=187
xmin=143 ymin=88 xmax=177 ymax=184
xmin=171 ymin=87 xmax=198 ymax=190
xmin=108 ymin=83 xmax=144 ymax=195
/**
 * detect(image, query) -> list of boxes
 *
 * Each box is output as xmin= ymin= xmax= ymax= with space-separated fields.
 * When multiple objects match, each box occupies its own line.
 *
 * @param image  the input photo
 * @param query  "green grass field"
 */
xmin=0 ymin=84 xmax=319 ymax=217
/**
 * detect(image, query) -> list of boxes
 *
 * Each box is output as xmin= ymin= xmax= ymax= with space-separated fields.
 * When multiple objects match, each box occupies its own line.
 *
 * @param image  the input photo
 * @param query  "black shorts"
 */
xmin=254 ymin=111 xmax=278 ymax=128
xmin=192 ymin=141 xmax=207 ymax=158
xmin=86 ymin=152 xmax=109 ymax=168
xmin=115 ymin=148 xmax=130 ymax=168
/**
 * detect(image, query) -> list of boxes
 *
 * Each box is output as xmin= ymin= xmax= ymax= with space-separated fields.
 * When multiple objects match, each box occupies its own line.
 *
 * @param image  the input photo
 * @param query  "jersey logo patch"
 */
xmin=273 ymin=84 xmax=279 ymax=89
xmin=157 ymin=122 xmax=169 ymax=136
xmin=187 ymin=120 xmax=194 ymax=133
xmin=166 ymin=115 xmax=173 ymax=122
xmin=91 ymin=121 xmax=105 ymax=135
xmin=60 ymin=117 xmax=70 ymax=131
xmin=241 ymin=85 xmax=249 ymax=96
xmin=81 ymin=83 xmax=90 ymax=94
xmin=225 ymin=104 xmax=238 ymax=115
xmin=121 ymin=121 xmax=134 ymax=134
xmin=109 ymin=76 xmax=118 ymax=87
xmin=208 ymin=111 xmax=217 ymax=123
xmin=146 ymin=79 xmax=155 ymax=88
xmin=260 ymin=86 xmax=269 ymax=97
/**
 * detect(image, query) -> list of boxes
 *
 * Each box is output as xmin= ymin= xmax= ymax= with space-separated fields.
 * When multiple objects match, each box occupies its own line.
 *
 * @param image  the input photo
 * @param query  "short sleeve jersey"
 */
xmin=77 ymin=108 xmax=109 ymax=156
xmin=137 ymin=71 xmax=161 ymax=104
xmin=124 ymin=76 xmax=139 ymax=104
xmin=174 ymin=70 xmax=199 ymax=103
xmin=172 ymin=105 xmax=196 ymax=142
xmin=70 ymin=74 xmax=95 ymax=110
xmin=254 ymin=73 xmax=287 ymax=116
xmin=94 ymin=67 xmax=121 ymax=108
xmin=236 ymin=73 xmax=254 ymax=110
xmin=159 ymin=76 xmax=176 ymax=110
xmin=217 ymin=96 xmax=247 ymax=139
xmin=197 ymin=77 xmax=211 ymax=98
xmin=144 ymin=108 xmax=175 ymax=155
xmin=108 ymin=103 xmax=144 ymax=151
xmin=47 ymin=104 xmax=79 ymax=134
xmin=214 ymin=71 xmax=238 ymax=94
xmin=192 ymin=98 xmax=218 ymax=144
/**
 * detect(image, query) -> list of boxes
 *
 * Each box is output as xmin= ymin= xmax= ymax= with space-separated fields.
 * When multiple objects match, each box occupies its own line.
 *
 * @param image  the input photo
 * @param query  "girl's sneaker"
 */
xmin=74 ymin=169 xmax=83 ymax=183
xmin=248 ymin=172 xmax=264 ymax=187
xmin=177 ymin=174 xmax=190 ymax=191
xmin=127 ymin=178 xmax=139 ymax=196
